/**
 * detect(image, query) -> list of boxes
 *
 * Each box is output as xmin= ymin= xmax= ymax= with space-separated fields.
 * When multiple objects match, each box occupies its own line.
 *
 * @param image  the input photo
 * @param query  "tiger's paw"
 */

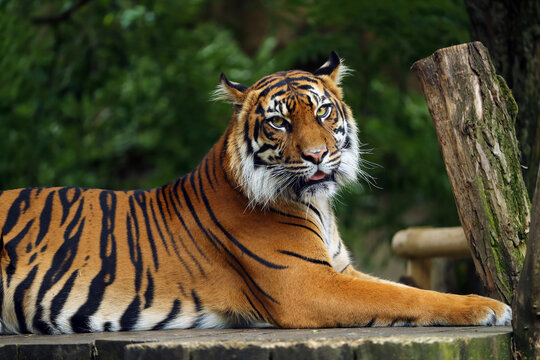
xmin=479 ymin=301 xmax=512 ymax=326
xmin=452 ymin=294 xmax=512 ymax=326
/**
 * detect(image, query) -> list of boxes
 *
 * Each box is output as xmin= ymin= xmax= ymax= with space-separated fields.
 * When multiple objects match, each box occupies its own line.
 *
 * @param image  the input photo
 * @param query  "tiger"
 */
xmin=0 ymin=51 xmax=511 ymax=334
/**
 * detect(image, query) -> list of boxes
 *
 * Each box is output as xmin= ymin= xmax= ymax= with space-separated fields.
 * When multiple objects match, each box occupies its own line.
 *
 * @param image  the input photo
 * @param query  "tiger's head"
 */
xmin=217 ymin=52 xmax=361 ymax=207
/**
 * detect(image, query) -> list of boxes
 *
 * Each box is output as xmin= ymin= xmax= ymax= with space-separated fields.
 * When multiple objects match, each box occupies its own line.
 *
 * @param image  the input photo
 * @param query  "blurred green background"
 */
xmin=0 ymin=0 xmax=472 ymax=279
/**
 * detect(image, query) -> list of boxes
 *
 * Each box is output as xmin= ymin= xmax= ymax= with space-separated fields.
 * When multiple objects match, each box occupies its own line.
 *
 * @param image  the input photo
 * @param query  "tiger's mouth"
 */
xmin=292 ymin=171 xmax=335 ymax=193
xmin=308 ymin=170 xmax=328 ymax=182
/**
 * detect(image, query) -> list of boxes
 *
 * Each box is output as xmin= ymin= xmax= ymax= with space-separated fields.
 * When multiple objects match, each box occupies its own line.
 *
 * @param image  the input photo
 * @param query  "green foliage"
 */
xmin=0 ymin=0 xmax=471 ymax=272
xmin=0 ymin=0 xmax=275 ymax=189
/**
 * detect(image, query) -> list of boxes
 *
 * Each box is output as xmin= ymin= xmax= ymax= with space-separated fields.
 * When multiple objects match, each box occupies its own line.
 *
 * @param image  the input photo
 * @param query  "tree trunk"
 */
xmin=513 ymin=167 xmax=540 ymax=359
xmin=411 ymin=42 xmax=530 ymax=304
xmin=465 ymin=0 xmax=540 ymax=198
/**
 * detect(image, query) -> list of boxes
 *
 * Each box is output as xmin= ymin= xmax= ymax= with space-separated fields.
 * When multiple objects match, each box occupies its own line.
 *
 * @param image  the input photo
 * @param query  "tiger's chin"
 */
xmin=298 ymin=181 xmax=338 ymax=202
xmin=293 ymin=172 xmax=338 ymax=201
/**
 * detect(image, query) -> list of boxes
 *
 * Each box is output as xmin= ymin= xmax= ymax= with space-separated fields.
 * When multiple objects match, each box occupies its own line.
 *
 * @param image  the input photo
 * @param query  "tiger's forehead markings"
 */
xmin=253 ymin=71 xmax=327 ymax=118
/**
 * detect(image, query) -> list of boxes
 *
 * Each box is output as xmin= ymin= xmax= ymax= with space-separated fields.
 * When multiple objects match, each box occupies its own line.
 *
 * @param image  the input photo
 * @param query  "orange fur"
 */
xmin=0 ymin=52 xmax=510 ymax=334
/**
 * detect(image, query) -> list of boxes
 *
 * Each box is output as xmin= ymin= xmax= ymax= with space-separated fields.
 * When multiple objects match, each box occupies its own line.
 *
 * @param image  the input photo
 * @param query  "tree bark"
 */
xmin=465 ymin=0 xmax=540 ymax=198
xmin=513 ymin=167 xmax=540 ymax=359
xmin=411 ymin=42 xmax=530 ymax=304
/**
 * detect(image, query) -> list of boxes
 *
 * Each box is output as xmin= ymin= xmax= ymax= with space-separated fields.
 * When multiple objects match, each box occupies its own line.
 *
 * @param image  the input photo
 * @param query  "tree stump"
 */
xmin=411 ymin=42 xmax=530 ymax=304
xmin=513 ymin=168 xmax=540 ymax=359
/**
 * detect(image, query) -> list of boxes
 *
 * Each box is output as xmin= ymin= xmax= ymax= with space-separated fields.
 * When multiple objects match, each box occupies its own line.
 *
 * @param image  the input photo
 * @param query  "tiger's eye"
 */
xmin=316 ymin=105 xmax=331 ymax=118
xmin=269 ymin=117 xmax=286 ymax=129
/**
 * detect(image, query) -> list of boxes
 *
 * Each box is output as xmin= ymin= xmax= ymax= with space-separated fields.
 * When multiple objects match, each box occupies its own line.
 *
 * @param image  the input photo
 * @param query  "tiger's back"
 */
xmin=0 ymin=153 xmax=266 ymax=333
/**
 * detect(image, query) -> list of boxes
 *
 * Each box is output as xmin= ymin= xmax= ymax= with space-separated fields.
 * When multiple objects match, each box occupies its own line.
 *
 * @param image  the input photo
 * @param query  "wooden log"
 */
xmin=513 ymin=168 xmax=540 ymax=359
xmin=392 ymin=227 xmax=470 ymax=259
xmin=407 ymin=258 xmax=432 ymax=290
xmin=411 ymin=42 xmax=530 ymax=304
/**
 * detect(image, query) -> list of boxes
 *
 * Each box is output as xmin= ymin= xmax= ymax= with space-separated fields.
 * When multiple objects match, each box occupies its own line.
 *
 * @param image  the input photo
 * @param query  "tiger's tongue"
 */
xmin=309 ymin=171 xmax=327 ymax=181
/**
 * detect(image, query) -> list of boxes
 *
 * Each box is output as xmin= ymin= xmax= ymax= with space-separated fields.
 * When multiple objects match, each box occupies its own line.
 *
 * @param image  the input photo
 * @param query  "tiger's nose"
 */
xmin=302 ymin=147 xmax=328 ymax=164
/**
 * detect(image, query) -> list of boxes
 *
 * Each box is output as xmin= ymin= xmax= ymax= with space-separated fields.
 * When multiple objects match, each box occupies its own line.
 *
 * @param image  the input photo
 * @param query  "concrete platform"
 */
xmin=0 ymin=326 xmax=512 ymax=360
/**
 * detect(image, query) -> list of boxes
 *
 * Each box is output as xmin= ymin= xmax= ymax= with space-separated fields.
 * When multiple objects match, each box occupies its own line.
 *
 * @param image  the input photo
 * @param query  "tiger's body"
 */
xmin=0 ymin=52 xmax=511 ymax=334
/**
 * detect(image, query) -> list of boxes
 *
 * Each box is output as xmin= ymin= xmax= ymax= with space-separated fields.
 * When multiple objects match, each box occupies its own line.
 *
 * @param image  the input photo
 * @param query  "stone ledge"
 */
xmin=0 ymin=326 xmax=512 ymax=360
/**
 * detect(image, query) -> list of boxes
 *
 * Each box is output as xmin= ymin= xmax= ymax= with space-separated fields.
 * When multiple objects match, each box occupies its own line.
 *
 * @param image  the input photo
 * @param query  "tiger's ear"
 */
xmin=213 ymin=73 xmax=248 ymax=107
xmin=314 ymin=51 xmax=349 ymax=86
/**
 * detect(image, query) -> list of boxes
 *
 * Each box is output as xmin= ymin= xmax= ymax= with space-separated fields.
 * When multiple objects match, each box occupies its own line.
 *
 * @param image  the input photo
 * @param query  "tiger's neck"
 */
xmin=216 ymin=130 xmax=333 ymax=235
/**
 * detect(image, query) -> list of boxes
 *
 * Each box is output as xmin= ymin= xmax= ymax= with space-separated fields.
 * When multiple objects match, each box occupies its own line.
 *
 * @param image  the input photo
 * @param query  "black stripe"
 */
xmin=49 ymin=270 xmax=79 ymax=332
xmin=277 ymin=250 xmax=331 ymax=267
xmin=270 ymin=89 xmax=286 ymax=100
xmin=253 ymin=118 xmax=260 ymax=143
xmin=134 ymin=191 xmax=159 ymax=270
xmin=144 ymin=269 xmax=154 ymax=309
xmin=14 ymin=265 xmax=38 ymax=333
xmin=164 ymin=184 xmax=207 ymax=277
xmin=159 ymin=185 xmax=174 ymax=218
xmin=58 ymin=187 xmax=82 ymax=226
xmin=365 ymin=318 xmax=376 ymax=327
xmin=203 ymin=157 xmax=215 ymax=191
xmin=35 ymin=191 xmax=55 ymax=247
xmin=170 ymin=180 xmax=213 ymax=257
xmin=179 ymin=177 xmax=219 ymax=249
xmin=244 ymin=119 xmax=254 ymax=155
xmin=149 ymin=198 xmax=170 ymax=254
xmin=210 ymin=230 xmax=279 ymax=305
xmin=340 ymin=263 xmax=351 ymax=273
xmin=126 ymin=212 xmax=143 ymax=292
xmin=279 ymin=222 xmax=324 ymax=243
xmin=256 ymin=142 xmax=279 ymax=155
xmin=297 ymin=84 xmax=314 ymax=91
xmin=70 ymin=191 xmax=117 ymax=333
xmin=268 ymin=207 xmax=321 ymax=232
xmin=226 ymin=258 xmax=278 ymax=325
xmin=242 ymin=290 xmax=265 ymax=321
xmin=197 ymin=173 xmax=287 ymax=270
xmin=2 ymin=188 xmax=31 ymax=236
xmin=192 ymin=289 xmax=202 ymax=312
xmin=288 ymin=75 xmax=319 ymax=84
xmin=152 ymin=299 xmax=181 ymax=330
xmin=120 ymin=295 xmax=141 ymax=331
xmin=128 ymin=196 xmax=141 ymax=243
xmin=161 ymin=190 xmax=203 ymax=276
xmin=176 ymin=235 xmax=203 ymax=278
xmin=299 ymin=201 xmax=323 ymax=222
xmin=156 ymin=187 xmax=198 ymax=273
xmin=5 ymin=219 xmax=34 ymax=286
xmin=28 ymin=253 xmax=37 ymax=265
xmin=190 ymin=290 xmax=203 ymax=328
xmin=104 ymin=322 xmax=113 ymax=332
xmin=255 ymin=103 xmax=265 ymax=117
xmin=189 ymin=169 xmax=200 ymax=202
xmin=254 ymin=75 xmax=282 ymax=89
xmin=178 ymin=282 xmax=187 ymax=297
xmin=211 ymin=150 xmax=219 ymax=185
xmin=173 ymin=179 xmax=184 ymax=208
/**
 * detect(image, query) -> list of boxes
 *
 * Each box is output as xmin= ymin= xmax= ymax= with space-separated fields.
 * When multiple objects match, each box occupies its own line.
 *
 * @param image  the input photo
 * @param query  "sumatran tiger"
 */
xmin=0 ymin=52 xmax=511 ymax=334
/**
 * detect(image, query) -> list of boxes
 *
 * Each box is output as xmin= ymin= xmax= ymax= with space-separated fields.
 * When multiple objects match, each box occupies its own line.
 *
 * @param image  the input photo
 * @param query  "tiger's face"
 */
xmin=218 ymin=52 xmax=360 ymax=207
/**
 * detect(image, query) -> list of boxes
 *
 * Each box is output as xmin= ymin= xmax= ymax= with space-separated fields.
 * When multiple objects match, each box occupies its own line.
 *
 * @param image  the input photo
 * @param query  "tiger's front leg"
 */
xmin=258 ymin=266 xmax=511 ymax=328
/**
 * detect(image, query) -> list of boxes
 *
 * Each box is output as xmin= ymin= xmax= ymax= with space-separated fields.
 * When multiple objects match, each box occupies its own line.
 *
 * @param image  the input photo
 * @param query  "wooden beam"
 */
xmin=392 ymin=227 xmax=470 ymax=259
